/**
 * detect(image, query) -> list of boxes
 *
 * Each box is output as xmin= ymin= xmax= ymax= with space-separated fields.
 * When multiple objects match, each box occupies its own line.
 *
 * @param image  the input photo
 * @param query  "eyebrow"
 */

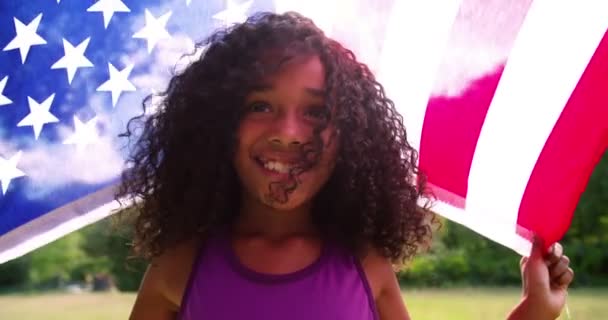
xmin=250 ymin=84 xmax=326 ymax=97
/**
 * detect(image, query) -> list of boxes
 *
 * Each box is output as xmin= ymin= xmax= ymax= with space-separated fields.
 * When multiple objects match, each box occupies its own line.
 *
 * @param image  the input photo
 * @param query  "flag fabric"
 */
xmin=0 ymin=0 xmax=606 ymax=264
xmin=0 ymin=0 xmax=276 ymax=264
xmin=373 ymin=0 xmax=608 ymax=256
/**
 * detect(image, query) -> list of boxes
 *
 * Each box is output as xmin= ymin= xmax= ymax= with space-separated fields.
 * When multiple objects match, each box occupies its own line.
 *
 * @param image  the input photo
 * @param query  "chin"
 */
xmin=260 ymin=192 xmax=310 ymax=211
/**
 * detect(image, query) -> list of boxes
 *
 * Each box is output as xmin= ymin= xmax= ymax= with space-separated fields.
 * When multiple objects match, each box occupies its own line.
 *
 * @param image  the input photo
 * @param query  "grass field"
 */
xmin=0 ymin=288 xmax=605 ymax=319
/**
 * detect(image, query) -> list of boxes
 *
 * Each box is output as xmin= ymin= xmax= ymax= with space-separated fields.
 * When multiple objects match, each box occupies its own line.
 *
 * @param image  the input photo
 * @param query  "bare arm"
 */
xmin=363 ymin=249 xmax=411 ymax=320
xmin=129 ymin=261 xmax=179 ymax=320
xmin=376 ymin=272 xmax=411 ymax=320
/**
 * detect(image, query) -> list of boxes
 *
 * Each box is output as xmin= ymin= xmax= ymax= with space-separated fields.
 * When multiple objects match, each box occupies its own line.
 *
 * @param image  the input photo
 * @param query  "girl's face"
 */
xmin=234 ymin=54 xmax=338 ymax=211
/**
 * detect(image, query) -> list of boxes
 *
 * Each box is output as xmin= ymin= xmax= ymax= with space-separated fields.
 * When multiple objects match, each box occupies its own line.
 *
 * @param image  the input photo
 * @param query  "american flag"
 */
xmin=0 ymin=0 xmax=606 ymax=263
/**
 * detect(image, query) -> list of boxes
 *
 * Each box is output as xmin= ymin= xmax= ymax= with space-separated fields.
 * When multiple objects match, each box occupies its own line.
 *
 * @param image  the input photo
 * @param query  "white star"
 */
xmin=87 ymin=0 xmax=130 ymax=29
xmin=97 ymin=63 xmax=136 ymax=107
xmin=186 ymin=0 xmax=192 ymax=5
xmin=57 ymin=0 xmax=61 ymax=3
xmin=3 ymin=14 xmax=47 ymax=64
xmin=17 ymin=94 xmax=59 ymax=140
xmin=0 ymin=76 xmax=12 ymax=106
xmin=63 ymin=115 xmax=100 ymax=151
xmin=0 ymin=151 xmax=25 ymax=195
xmin=51 ymin=38 xmax=94 ymax=84
xmin=133 ymin=10 xmax=172 ymax=54
xmin=213 ymin=0 xmax=253 ymax=25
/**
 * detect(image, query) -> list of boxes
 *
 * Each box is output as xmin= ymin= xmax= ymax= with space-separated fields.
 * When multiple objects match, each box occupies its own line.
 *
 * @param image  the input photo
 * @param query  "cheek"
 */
xmin=319 ymin=149 xmax=337 ymax=185
xmin=321 ymin=129 xmax=339 ymax=167
xmin=234 ymin=121 xmax=259 ymax=159
xmin=306 ymin=132 xmax=338 ymax=187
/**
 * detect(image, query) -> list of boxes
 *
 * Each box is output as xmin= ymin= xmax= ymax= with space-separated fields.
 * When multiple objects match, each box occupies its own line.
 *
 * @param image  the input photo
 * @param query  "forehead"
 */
xmin=257 ymin=54 xmax=326 ymax=90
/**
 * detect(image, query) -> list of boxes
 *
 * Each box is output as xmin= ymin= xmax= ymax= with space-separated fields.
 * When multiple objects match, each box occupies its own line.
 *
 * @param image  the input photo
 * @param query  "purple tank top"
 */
xmin=178 ymin=232 xmax=379 ymax=320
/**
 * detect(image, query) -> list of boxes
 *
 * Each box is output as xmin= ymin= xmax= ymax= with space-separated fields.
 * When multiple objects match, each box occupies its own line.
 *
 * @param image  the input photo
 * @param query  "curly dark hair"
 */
xmin=116 ymin=11 xmax=436 ymax=265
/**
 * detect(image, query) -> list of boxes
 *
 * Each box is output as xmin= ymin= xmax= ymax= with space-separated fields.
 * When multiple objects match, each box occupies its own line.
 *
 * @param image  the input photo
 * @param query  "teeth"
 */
xmin=263 ymin=161 xmax=291 ymax=174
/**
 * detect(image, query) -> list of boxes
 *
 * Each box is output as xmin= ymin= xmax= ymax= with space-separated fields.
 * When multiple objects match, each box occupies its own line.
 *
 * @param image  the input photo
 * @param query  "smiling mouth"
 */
xmin=253 ymin=156 xmax=296 ymax=174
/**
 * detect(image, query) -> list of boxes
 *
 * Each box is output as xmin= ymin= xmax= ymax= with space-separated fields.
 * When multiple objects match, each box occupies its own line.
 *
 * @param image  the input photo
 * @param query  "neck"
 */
xmin=234 ymin=193 xmax=317 ymax=239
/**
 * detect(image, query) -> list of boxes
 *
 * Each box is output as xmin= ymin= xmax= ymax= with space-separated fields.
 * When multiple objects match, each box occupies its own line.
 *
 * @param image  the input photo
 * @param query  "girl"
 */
xmin=119 ymin=12 xmax=574 ymax=320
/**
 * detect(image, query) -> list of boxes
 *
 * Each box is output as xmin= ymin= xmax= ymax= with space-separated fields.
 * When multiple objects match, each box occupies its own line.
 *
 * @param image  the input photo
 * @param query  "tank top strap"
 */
xmin=177 ymin=230 xmax=225 ymax=319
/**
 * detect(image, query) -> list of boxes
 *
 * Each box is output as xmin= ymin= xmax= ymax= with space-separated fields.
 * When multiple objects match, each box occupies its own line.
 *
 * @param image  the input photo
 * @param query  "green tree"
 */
xmin=27 ymin=231 xmax=88 ymax=286
xmin=0 ymin=255 xmax=31 ymax=290
xmin=562 ymin=151 xmax=608 ymax=285
xmin=401 ymin=150 xmax=608 ymax=286
xmin=79 ymin=215 xmax=147 ymax=291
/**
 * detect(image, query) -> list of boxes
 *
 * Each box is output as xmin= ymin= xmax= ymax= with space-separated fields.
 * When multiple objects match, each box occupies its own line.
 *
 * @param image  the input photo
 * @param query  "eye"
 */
xmin=247 ymin=101 xmax=272 ymax=113
xmin=306 ymin=105 xmax=330 ymax=121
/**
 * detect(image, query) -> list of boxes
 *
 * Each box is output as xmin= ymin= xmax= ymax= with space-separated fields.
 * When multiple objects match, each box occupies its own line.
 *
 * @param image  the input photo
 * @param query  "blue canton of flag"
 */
xmin=0 ymin=0 xmax=275 ymax=263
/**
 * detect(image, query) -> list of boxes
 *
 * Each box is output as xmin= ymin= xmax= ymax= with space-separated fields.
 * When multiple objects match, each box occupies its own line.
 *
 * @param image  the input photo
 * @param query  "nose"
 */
xmin=268 ymin=111 xmax=310 ymax=148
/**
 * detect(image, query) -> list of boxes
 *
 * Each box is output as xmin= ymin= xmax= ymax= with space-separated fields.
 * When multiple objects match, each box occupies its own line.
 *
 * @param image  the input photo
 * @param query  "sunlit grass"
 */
xmin=0 ymin=288 xmax=605 ymax=319
xmin=0 ymin=292 xmax=136 ymax=320
xmin=403 ymin=287 xmax=607 ymax=320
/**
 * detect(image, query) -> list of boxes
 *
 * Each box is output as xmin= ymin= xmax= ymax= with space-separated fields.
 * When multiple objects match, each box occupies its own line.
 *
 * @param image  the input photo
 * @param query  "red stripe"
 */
xmin=517 ymin=29 xmax=608 ymax=249
xmin=421 ymin=66 xmax=503 ymax=206
xmin=418 ymin=0 xmax=532 ymax=207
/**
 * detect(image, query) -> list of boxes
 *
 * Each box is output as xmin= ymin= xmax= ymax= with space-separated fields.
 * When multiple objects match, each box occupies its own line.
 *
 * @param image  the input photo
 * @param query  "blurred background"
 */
xmin=0 ymin=150 xmax=605 ymax=319
xmin=0 ymin=0 xmax=606 ymax=318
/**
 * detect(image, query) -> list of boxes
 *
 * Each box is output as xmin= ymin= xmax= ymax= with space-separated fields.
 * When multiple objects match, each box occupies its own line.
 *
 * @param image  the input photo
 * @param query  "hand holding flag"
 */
xmin=509 ymin=237 xmax=574 ymax=320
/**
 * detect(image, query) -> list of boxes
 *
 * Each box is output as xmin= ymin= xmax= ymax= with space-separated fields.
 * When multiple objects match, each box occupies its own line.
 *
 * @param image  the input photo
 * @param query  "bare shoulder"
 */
xmin=129 ymin=238 xmax=202 ymax=320
xmin=157 ymin=237 xmax=202 ymax=305
xmin=360 ymin=247 xmax=411 ymax=320
xmin=360 ymin=247 xmax=395 ymax=299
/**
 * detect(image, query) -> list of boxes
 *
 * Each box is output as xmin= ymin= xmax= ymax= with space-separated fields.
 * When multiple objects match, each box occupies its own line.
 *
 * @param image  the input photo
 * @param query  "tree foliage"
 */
xmin=0 ymin=152 xmax=606 ymax=290
xmin=400 ymin=150 xmax=608 ymax=286
xmin=0 ymin=213 xmax=147 ymax=291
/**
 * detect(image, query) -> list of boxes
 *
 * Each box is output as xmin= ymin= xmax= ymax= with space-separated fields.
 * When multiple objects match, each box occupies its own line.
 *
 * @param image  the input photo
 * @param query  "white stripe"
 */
xmin=0 ymin=197 xmax=131 ymax=264
xmin=376 ymin=0 xmax=463 ymax=158
xmin=425 ymin=199 xmax=532 ymax=256
xmin=466 ymin=0 xmax=608 ymax=239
